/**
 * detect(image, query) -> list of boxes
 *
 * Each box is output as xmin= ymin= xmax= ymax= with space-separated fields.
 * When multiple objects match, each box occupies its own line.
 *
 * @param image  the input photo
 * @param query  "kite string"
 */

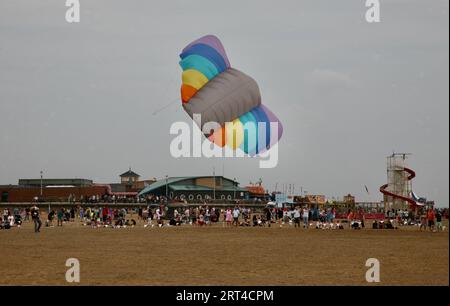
xmin=152 ymin=96 xmax=181 ymax=115
xmin=152 ymin=76 xmax=181 ymax=116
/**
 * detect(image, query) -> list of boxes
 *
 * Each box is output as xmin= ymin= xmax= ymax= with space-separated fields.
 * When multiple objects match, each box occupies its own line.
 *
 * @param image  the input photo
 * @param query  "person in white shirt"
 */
xmin=8 ymin=215 xmax=14 ymax=227
xmin=302 ymin=207 xmax=309 ymax=228
xmin=232 ymin=207 xmax=240 ymax=227
xmin=2 ymin=208 xmax=9 ymax=222
xmin=184 ymin=208 xmax=190 ymax=224
xmin=293 ymin=207 xmax=301 ymax=228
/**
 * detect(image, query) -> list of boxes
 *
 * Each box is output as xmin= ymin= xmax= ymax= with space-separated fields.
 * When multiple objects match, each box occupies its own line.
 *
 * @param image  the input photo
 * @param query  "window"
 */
xmin=1 ymin=191 xmax=8 ymax=202
xmin=188 ymin=194 xmax=194 ymax=200
xmin=220 ymin=195 xmax=225 ymax=200
xmin=197 ymin=194 xmax=202 ymax=200
xmin=227 ymin=195 xmax=232 ymax=200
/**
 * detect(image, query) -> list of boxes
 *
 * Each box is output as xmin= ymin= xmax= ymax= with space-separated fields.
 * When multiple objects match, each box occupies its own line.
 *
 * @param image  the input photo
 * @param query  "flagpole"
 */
xmin=213 ymin=167 xmax=216 ymax=200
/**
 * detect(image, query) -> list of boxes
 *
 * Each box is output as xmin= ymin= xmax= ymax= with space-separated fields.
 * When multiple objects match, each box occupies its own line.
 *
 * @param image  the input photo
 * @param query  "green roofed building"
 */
xmin=138 ymin=176 xmax=248 ymax=201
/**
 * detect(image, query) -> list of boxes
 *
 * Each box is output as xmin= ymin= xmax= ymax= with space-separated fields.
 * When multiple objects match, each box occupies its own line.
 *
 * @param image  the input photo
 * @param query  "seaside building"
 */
xmin=0 ymin=168 xmax=154 ymax=203
xmin=0 ymin=172 xmax=247 ymax=203
xmin=0 ymin=178 xmax=109 ymax=203
xmin=138 ymin=176 xmax=248 ymax=201
xmin=109 ymin=168 xmax=155 ymax=196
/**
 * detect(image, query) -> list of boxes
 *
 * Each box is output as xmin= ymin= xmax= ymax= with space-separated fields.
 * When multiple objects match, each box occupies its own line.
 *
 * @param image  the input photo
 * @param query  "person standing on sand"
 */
xmin=435 ymin=210 xmax=443 ymax=232
xmin=30 ymin=205 xmax=42 ymax=233
xmin=427 ymin=208 xmax=435 ymax=232
xmin=24 ymin=207 xmax=30 ymax=221
xmin=102 ymin=206 xmax=110 ymax=224
xmin=70 ymin=207 xmax=75 ymax=221
xmin=277 ymin=208 xmax=283 ymax=226
xmin=265 ymin=207 xmax=272 ymax=227
xmin=46 ymin=210 xmax=55 ymax=227
xmin=225 ymin=208 xmax=232 ymax=227
xmin=184 ymin=207 xmax=190 ymax=224
xmin=293 ymin=207 xmax=301 ymax=228
xmin=419 ymin=212 xmax=427 ymax=231
xmin=57 ymin=208 xmax=64 ymax=227
xmin=347 ymin=210 xmax=355 ymax=229
xmin=2 ymin=208 xmax=9 ymax=222
xmin=232 ymin=206 xmax=240 ymax=227
xmin=302 ymin=207 xmax=309 ymax=229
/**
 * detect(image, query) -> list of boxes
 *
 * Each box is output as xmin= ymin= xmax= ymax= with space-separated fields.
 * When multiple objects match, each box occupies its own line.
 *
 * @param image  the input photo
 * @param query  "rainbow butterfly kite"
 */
xmin=179 ymin=35 xmax=283 ymax=156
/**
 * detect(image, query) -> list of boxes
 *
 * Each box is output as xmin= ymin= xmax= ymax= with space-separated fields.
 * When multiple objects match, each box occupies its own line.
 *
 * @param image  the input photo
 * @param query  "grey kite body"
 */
xmin=182 ymin=68 xmax=261 ymax=129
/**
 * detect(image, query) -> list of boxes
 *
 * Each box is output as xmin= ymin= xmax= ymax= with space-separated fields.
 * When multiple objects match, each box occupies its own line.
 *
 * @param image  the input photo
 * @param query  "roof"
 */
xmin=170 ymin=185 xmax=247 ymax=192
xmin=18 ymin=178 xmax=93 ymax=187
xmin=137 ymin=176 xmax=244 ymax=197
xmin=138 ymin=177 xmax=190 ymax=196
xmin=120 ymin=169 xmax=140 ymax=177
xmin=245 ymin=185 xmax=266 ymax=195
xmin=170 ymin=185 xmax=214 ymax=191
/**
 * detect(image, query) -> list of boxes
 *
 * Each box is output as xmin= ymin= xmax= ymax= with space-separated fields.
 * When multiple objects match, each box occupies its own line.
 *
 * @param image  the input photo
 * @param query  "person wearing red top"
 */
xmin=102 ymin=206 xmax=110 ymax=224
xmin=426 ymin=209 xmax=435 ymax=231
xmin=347 ymin=211 xmax=355 ymax=229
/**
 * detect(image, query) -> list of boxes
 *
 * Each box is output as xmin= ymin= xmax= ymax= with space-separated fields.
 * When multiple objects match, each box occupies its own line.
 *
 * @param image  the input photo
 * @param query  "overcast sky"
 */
xmin=0 ymin=0 xmax=448 ymax=206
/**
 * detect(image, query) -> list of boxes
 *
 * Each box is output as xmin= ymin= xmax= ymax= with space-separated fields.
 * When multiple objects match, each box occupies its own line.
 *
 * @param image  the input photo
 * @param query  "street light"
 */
xmin=213 ymin=167 xmax=216 ymax=200
xmin=40 ymin=171 xmax=43 ymax=197
xmin=165 ymin=175 xmax=169 ymax=201
xmin=40 ymin=170 xmax=50 ymax=212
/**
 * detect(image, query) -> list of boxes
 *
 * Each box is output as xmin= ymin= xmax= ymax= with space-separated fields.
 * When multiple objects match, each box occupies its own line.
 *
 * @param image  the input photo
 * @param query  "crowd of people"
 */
xmin=1 ymin=207 xmax=26 ymax=229
xmin=68 ymin=194 xmax=148 ymax=204
xmin=139 ymin=205 xmax=342 ymax=229
xmin=1 ymin=204 xmax=448 ymax=233
xmin=373 ymin=207 xmax=448 ymax=231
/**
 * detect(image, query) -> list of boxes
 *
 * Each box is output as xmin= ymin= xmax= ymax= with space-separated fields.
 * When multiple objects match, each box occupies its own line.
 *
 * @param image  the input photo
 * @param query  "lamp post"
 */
xmin=40 ymin=170 xmax=43 ymax=198
xmin=40 ymin=170 xmax=50 ymax=212
xmin=233 ymin=177 xmax=236 ymax=200
xmin=213 ymin=167 xmax=216 ymax=200
xmin=165 ymin=175 xmax=169 ymax=201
